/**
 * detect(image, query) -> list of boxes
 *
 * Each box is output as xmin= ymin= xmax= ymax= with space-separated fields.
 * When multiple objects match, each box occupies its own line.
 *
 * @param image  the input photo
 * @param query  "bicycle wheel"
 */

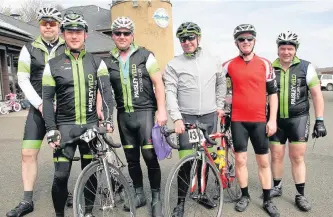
xmin=164 ymin=153 xmax=223 ymax=217
xmin=0 ymin=105 xmax=9 ymax=114
xmin=224 ymin=137 xmax=241 ymax=202
xmin=12 ymin=102 xmax=21 ymax=112
xmin=73 ymin=160 xmax=136 ymax=217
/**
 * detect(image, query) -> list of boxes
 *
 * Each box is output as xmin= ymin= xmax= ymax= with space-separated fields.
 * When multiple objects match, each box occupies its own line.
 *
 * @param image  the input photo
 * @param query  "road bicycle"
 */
xmin=161 ymin=113 xmax=241 ymax=217
xmin=58 ymin=122 xmax=135 ymax=217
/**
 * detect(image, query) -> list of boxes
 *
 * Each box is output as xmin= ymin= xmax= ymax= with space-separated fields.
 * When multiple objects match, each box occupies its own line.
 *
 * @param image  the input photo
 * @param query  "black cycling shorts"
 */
xmin=22 ymin=107 xmax=46 ymax=149
xmin=178 ymin=112 xmax=217 ymax=158
xmin=231 ymin=121 xmax=269 ymax=155
xmin=269 ymin=115 xmax=310 ymax=144
xmin=117 ymin=110 xmax=155 ymax=149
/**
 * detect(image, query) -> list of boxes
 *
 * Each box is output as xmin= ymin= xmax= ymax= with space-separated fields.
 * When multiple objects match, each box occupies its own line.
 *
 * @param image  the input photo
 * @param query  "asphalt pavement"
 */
xmin=1 ymin=92 xmax=332 ymax=217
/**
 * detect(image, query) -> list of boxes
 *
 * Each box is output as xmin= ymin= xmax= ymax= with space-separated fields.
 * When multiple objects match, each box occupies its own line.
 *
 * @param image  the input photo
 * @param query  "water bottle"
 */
xmin=211 ymin=152 xmax=219 ymax=168
xmin=216 ymin=146 xmax=226 ymax=170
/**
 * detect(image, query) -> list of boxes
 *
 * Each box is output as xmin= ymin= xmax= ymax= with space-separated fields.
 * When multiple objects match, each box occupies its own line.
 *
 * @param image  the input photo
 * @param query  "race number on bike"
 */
xmin=188 ymin=129 xmax=199 ymax=143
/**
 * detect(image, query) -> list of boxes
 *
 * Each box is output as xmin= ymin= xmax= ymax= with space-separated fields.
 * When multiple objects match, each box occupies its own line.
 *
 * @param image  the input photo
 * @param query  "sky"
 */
xmin=2 ymin=0 xmax=333 ymax=68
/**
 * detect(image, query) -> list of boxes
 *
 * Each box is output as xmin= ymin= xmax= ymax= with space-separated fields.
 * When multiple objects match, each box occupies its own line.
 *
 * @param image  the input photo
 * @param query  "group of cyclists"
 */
xmin=5 ymin=5 xmax=327 ymax=217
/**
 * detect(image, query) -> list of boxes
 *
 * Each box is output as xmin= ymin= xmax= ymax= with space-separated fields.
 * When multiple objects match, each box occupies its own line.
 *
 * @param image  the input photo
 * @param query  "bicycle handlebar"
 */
xmin=59 ymin=121 xmax=121 ymax=161
xmin=161 ymin=122 xmax=217 ymax=150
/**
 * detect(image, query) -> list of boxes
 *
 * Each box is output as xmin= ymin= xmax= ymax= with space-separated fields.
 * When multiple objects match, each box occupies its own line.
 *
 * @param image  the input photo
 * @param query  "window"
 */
xmin=322 ymin=74 xmax=332 ymax=80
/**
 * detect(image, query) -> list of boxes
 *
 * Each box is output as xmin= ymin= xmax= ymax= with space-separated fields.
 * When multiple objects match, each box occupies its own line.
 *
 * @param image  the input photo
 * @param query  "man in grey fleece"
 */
xmin=163 ymin=22 xmax=227 ymax=217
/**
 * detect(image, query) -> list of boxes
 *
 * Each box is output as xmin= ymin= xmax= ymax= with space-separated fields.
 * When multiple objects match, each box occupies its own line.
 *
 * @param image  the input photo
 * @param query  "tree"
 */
xmin=16 ymin=0 xmax=43 ymax=22
xmin=0 ymin=6 xmax=13 ymax=16
xmin=15 ymin=0 xmax=64 ymax=22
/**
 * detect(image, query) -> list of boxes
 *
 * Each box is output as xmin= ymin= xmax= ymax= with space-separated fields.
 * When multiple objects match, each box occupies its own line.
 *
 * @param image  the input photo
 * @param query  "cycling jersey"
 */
xmin=17 ymin=36 xmax=65 ymax=149
xmin=103 ymin=44 xmax=160 ymax=113
xmin=18 ymin=36 xmax=65 ymax=109
xmin=42 ymin=48 xmax=114 ymax=131
xmin=222 ymin=55 xmax=277 ymax=122
xmin=272 ymin=57 xmax=320 ymax=118
xmin=163 ymin=48 xmax=226 ymax=121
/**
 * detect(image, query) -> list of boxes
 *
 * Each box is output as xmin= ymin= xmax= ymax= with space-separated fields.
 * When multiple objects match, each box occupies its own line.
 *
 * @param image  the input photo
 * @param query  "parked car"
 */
xmin=319 ymin=74 xmax=333 ymax=91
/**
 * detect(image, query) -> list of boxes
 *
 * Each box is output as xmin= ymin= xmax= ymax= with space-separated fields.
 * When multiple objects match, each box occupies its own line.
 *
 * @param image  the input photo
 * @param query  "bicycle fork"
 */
xmin=190 ymin=151 xmax=207 ymax=195
xmin=100 ymin=157 xmax=116 ymax=210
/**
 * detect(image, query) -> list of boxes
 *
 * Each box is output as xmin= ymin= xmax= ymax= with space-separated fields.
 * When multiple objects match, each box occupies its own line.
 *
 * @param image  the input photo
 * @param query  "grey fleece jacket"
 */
xmin=163 ymin=48 xmax=227 ymax=122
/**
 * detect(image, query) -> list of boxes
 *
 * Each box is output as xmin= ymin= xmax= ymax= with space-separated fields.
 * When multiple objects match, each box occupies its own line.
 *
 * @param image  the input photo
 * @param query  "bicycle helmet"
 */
xmin=233 ymin=24 xmax=256 ymax=39
xmin=276 ymin=30 xmax=300 ymax=49
xmin=60 ymin=12 xmax=88 ymax=32
xmin=37 ymin=7 xmax=62 ymax=22
xmin=176 ymin=22 xmax=201 ymax=38
xmin=111 ymin=16 xmax=135 ymax=32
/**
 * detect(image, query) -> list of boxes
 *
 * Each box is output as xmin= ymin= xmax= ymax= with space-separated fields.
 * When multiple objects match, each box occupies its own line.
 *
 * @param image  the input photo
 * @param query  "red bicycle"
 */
xmin=162 ymin=113 xmax=241 ymax=217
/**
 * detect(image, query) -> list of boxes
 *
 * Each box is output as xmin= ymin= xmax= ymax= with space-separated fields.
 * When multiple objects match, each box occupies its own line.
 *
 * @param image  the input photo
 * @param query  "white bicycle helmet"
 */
xmin=276 ymin=30 xmax=300 ymax=49
xmin=37 ymin=7 xmax=62 ymax=22
xmin=111 ymin=16 xmax=135 ymax=32
xmin=233 ymin=24 xmax=256 ymax=39
xmin=61 ymin=12 xmax=88 ymax=32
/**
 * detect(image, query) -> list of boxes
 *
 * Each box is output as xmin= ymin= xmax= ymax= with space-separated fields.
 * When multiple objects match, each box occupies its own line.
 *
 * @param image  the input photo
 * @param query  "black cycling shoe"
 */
xmin=123 ymin=187 xmax=147 ymax=211
xmin=171 ymin=202 xmax=184 ymax=217
xmin=263 ymin=200 xmax=280 ymax=217
xmin=151 ymin=190 xmax=163 ymax=217
xmin=295 ymin=195 xmax=311 ymax=211
xmin=197 ymin=193 xmax=217 ymax=209
xmin=6 ymin=201 xmax=34 ymax=217
xmin=66 ymin=192 xmax=73 ymax=208
xmin=235 ymin=196 xmax=250 ymax=212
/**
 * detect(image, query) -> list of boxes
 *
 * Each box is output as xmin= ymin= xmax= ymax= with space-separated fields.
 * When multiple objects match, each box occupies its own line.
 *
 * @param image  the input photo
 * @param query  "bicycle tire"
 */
xmin=73 ymin=160 xmax=136 ymax=217
xmin=0 ymin=105 xmax=9 ymax=114
xmin=225 ymin=144 xmax=241 ymax=202
xmin=164 ymin=154 xmax=223 ymax=217
xmin=13 ymin=102 xmax=21 ymax=112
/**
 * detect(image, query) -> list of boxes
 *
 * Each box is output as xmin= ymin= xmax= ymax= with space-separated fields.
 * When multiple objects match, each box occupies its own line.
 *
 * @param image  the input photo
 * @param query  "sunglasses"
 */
xmin=113 ymin=31 xmax=132 ymax=37
xmin=237 ymin=36 xmax=255 ymax=43
xmin=40 ymin=20 xmax=58 ymax=27
xmin=179 ymin=35 xmax=196 ymax=43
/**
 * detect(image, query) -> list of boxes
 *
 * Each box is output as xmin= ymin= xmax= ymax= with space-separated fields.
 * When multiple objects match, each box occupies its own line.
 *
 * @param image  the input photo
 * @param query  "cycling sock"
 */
xmin=23 ymin=191 xmax=33 ymax=203
xmin=273 ymin=178 xmax=282 ymax=187
xmin=295 ymin=183 xmax=305 ymax=196
xmin=241 ymin=186 xmax=250 ymax=197
xmin=263 ymin=189 xmax=271 ymax=202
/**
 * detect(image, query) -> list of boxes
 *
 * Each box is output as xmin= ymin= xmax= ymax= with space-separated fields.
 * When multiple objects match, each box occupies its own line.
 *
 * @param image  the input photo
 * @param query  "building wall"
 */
xmin=111 ymin=0 xmax=174 ymax=69
xmin=0 ymin=48 xmax=10 ymax=100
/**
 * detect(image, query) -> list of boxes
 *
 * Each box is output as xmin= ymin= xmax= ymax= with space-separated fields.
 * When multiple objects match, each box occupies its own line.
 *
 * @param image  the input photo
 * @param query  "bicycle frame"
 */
xmin=91 ymin=132 xmax=126 ymax=208
xmin=189 ymin=118 xmax=236 ymax=195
